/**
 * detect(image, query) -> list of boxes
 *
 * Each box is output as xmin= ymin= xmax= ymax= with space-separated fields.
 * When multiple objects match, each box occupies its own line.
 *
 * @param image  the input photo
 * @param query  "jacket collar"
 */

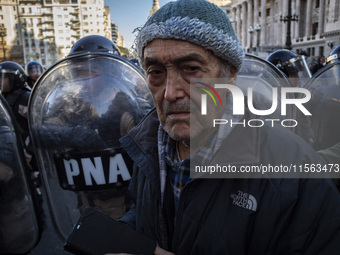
xmin=120 ymin=108 xmax=160 ymax=186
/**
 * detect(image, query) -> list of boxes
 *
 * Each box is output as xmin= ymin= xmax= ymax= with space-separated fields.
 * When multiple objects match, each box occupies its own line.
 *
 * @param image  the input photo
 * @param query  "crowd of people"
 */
xmin=1 ymin=0 xmax=340 ymax=254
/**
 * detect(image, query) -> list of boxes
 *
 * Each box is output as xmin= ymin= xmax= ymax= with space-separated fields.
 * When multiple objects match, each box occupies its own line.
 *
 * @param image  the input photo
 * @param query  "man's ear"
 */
xmin=228 ymin=68 xmax=237 ymax=85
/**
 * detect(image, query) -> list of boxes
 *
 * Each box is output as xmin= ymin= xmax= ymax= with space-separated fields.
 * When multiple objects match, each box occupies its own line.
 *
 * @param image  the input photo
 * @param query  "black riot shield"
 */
xmin=0 ymin=94 xmax=40 ymax=254
xmin=296 ymin=61 xmax=340 ymax=152
xmin=236 ymin=54 xmax=295 ymax=127
xmin=28 ymin=53 xmax=153 ymax=241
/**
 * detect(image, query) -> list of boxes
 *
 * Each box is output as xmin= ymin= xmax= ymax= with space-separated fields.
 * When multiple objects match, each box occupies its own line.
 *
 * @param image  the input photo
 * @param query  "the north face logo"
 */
xmin=230 ymin=190 xmax=257 ymax=211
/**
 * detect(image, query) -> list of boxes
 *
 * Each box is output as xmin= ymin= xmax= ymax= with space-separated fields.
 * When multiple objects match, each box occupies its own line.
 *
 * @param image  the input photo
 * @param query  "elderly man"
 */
xmin=118 ymin=0 xmax=340 ymax=254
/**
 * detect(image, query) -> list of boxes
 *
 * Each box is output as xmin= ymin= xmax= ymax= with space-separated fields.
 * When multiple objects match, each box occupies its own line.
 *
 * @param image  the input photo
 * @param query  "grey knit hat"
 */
xmin=136 ymin=0 xmax=244 ymax=71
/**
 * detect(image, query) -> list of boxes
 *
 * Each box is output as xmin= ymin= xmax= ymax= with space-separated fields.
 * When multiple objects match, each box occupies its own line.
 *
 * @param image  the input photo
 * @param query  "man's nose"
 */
xmin=164 ymin=69 xmax=185 ymax=102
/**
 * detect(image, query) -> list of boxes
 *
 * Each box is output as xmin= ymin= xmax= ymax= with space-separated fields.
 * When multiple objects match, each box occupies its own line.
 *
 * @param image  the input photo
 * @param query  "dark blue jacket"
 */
xmin=120 ymin=108 xmax=340 ymax=255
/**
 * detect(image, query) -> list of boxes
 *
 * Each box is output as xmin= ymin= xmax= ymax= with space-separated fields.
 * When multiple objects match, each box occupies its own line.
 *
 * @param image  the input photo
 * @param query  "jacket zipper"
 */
xmin=171 ymin=179 xmax=197 ymax=253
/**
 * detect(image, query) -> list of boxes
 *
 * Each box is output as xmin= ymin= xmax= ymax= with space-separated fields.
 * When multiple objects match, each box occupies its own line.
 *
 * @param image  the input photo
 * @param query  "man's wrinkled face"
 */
xmin=143 ymin=39 xmax=230 ymax=143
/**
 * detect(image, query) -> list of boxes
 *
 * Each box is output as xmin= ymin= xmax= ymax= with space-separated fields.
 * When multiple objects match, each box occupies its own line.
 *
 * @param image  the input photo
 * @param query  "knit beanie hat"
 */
xmin=136 ymin=0 xmax=244 ymax=72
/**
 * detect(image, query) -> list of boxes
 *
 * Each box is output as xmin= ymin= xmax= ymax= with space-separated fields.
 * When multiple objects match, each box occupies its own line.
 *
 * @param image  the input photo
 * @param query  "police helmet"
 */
xmin=0 ymin=61 xmax=27 ymax=92
xmin=266 ymin=50 xmax=300 ymax=76
xmin=25 ymin=61 xmax=44 ymax=80
xmin=129 ymin=58 xmax=145 ymax=74
xmin=68 ymin=35 xmax=121 ymax=56
xmin=326 ymin=45 xmax=340 ymax=65
xmin=266 ymin=49 xmax=311 ymax=86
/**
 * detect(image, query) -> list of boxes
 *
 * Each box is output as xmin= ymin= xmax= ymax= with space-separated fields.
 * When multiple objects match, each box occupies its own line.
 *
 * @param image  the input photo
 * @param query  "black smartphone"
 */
xmin=63 ymin=207 xmax=156 ymax=255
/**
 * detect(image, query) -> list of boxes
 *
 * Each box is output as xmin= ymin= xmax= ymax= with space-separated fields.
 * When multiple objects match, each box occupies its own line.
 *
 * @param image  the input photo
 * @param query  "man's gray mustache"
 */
xmin=163 ymin=101 xmax=190 ymax=114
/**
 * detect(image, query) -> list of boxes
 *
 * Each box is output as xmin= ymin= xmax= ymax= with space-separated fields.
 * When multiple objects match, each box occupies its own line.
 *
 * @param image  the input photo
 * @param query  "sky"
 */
xmin=104 ymin=0 xmax=174 ymax=50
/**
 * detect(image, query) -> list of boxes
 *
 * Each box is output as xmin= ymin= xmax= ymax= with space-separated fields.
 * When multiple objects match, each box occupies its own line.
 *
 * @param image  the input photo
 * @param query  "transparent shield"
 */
xmin=237 ymin=54 xmax=294 ymax=122
xmin=0 ymin=95 xmax=39 ymax=254
xmin=284 ymin=56 xmax=312 ymax=87
xmin=28 ymin=54 xmax=153 ymax=241
xmin=296 ymin=62 xmax=340 ymax=151
xmin=189 ymin=54 xmax=310 ymax=179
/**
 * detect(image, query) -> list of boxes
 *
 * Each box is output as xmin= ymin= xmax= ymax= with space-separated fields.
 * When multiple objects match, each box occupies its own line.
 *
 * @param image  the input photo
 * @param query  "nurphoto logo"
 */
xmin=196 ymin=82 xmax=223 ymax=115
xmin=197 ymin=81 xmax=312 ymax=128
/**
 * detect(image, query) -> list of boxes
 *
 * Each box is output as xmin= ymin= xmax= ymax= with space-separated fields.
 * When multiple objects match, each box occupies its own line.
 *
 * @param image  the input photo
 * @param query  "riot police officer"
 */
xmin=296 ymin=45 xmax=340 ymax=150
xmin=28 ymin=35 xmax=154 ymax=243
xmin=25 ymin=61 xmax=44 ymax=89
xmin=0 ymin=61 xmax=34 ymax=165
xmin=292 ymin=44 xmax=340 ymax=192
xmin=0 ymin=93 xmax=41 ymax=254
xmin=326 ymin=45 xmax=340 ymax=65
xmin=266 ymin=49 xmax=312 ymax=87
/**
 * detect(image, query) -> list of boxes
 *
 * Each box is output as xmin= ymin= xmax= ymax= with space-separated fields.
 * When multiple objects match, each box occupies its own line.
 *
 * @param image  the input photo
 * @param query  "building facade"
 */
xmin=0 ymin=0 xmax=113 ymax=67
xmin=230 ymin=0 xmax=340 ymax=59
xmin=111 ymin=21 xmax=124 ymax=48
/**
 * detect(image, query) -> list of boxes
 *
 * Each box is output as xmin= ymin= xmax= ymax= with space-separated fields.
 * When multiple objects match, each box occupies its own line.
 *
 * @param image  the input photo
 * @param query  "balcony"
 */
xmin=42 ymin=11 xmax=53 ymax=16
xmin=69 ymin=19 xmax=79 ymax=24
xmin=43 ymin=26 xmax=54 ymax=31
xmin=72 ymin=34 xmax=81 ymax=40
xmin=70 ymin=8 xmax=79 ymax=15
xmin=43 ymin=35 xmax=55 ymax=40
xmin=19 ymin=0 xmax=43 ymax=4
xmin=71 ymin=24 xmax=80 ymax=30
xmin=43 ymin=18 xmax=54 ymax=24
